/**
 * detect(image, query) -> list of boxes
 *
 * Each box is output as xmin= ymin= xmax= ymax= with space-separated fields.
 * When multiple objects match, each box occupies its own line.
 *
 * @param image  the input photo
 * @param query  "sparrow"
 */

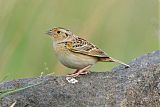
xmin=46 ymin=27 xmax=130 ymax=77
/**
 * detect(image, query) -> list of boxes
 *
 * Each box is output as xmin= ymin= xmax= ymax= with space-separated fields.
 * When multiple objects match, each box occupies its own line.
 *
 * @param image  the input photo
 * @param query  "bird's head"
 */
xmin=46 ymin=27 xmax=73 ymax=43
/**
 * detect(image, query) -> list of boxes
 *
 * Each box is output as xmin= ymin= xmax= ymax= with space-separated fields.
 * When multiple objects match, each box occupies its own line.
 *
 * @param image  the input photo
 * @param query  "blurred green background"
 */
xmin=0 ymin=0 xmax=159 ymax=81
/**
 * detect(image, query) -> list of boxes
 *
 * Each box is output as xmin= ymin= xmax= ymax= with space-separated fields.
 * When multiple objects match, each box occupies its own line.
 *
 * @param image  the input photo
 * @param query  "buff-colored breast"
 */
xmin=53 ymin=43 xmax=98 ymax=69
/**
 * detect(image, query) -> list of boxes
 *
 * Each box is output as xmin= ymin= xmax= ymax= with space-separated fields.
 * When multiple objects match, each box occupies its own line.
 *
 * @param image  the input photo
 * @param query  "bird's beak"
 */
xmin=46 ymin=30 xmax=53 ymax=36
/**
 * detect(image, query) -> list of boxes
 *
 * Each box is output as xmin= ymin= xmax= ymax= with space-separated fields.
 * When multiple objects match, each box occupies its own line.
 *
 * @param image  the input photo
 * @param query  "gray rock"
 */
xmin=0 ymin=51 xmax=160 ymax=107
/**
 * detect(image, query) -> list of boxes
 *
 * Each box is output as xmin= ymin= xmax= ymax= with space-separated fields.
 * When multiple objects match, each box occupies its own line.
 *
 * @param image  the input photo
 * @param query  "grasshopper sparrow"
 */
xmin=46 ymin=27 xmax=130 ymax=77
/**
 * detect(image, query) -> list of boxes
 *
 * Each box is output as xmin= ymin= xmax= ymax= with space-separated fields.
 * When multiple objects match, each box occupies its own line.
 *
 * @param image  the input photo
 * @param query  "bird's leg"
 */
xmin=72 ymin=69 xmax=79 ymax=74
xmin=79 ymin=70 xmax=90 ymax=75
xmin=68 ymin=69 xmax=90 ymax=76
xmin=67 ymin=69 xmax=80 ymax=76
xmin=67 ymin=65 xmax=92 ymax=77
xmin=73 ymin=69 xmax=90 ymax=75
xmin=67 ymin=69 xmax=80 ymax=75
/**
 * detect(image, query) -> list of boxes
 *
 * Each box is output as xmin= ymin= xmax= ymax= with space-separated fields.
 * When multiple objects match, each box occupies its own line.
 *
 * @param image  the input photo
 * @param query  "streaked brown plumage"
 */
xmin=47 ymin=27 xmax=130 ymax=77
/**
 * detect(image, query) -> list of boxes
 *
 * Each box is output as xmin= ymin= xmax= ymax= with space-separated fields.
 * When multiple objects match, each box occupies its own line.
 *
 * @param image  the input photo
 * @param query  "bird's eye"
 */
xmin=65 ymin=33 xmax=68 ymax=36
xmin=57 ymin=31 xmax=60 ymax=34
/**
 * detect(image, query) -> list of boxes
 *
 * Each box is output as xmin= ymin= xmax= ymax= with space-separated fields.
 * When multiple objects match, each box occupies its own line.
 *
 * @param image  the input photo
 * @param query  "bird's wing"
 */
xmin=64 ymin=37 xmax=109 ymax=57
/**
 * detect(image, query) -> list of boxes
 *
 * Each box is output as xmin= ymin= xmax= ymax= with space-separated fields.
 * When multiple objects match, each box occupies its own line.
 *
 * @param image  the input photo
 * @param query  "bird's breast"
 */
xmin=53 ymin=43 xmax=98 ymax=69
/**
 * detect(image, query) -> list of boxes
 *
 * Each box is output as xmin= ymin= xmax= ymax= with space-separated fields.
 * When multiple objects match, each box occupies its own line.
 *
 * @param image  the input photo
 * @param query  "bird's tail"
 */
xmin=99 ymin=57 xmax=130 ymax=67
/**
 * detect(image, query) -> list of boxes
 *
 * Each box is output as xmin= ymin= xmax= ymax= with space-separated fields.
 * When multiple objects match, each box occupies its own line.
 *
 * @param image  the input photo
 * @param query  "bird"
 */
xmin=46 ymin=27 xmax=130 ymax=77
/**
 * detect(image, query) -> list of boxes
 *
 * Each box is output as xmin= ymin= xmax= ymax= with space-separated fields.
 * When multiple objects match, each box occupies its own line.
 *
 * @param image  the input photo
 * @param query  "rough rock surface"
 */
xmin=0 ymin=51 xmax=160 ymax=107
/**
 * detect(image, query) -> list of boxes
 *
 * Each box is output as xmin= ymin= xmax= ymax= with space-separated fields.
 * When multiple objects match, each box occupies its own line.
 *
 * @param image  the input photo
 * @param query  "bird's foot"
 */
xmin=67 ymin=70 xmax=90 ymax=77
xmin=67 ymin=65 xmax=92 ymax=77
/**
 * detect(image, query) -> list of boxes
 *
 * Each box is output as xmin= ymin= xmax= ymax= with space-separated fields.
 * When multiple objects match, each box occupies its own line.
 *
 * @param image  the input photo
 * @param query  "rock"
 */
xmin=0 ymin=51 xmax=160 ymax=107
